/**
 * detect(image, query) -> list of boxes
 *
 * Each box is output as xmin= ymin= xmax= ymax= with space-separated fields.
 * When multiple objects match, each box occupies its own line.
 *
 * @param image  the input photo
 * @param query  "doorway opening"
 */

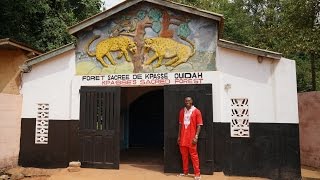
xmin=120 ymin=86 xmax=164 ymax=165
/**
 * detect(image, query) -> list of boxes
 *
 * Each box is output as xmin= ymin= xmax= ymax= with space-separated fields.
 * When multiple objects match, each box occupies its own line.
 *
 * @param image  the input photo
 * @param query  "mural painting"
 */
xmin=76 ymin=4 xmax=217 ymax=75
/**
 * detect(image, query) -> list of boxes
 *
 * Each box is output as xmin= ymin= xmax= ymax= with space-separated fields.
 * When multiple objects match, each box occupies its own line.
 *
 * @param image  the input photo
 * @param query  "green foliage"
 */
xmin=148 ymin=8 xmax=162 ymax=21
xmin=0 ymin=0 xmax=102 ymax=52
xmin=177 ymin=23 xmax=191 ymax=38
xmin=152 ymin=21 xmax=162 ymax=33
xmin=173 ymin=0 xmax=320 ymax=92
xmin=137 ymin=10 xmax=146 ymax=20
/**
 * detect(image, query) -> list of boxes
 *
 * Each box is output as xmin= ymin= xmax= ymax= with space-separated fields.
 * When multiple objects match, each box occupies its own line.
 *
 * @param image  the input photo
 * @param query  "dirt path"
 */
xmin=3 ymin=165 xmax=320 ymax=180
xmin=48 ymin=164 xmax=268 ymax=180
xmin=301 ymin=166 xmax=320 ymax=179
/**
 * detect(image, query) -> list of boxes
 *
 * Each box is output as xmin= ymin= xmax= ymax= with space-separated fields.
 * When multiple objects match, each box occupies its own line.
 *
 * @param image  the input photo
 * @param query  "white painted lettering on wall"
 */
xmin=79 ymin=72 xmax=211 ymax=86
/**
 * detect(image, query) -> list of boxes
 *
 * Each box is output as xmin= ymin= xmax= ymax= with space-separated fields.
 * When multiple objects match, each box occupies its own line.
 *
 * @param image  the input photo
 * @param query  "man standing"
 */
xmin=177 ymin=97 xmax=203 ymax=180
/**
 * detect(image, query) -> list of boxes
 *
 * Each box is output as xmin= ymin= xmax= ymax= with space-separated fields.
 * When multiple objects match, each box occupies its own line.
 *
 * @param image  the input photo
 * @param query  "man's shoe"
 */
xmin=177 ymin=173 xmax=190 ymax=177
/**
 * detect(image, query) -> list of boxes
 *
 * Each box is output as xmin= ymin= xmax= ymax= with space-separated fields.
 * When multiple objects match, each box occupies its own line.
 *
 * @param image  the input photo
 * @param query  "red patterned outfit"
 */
xmin=178 ymin=106 xmax=203 ymax=176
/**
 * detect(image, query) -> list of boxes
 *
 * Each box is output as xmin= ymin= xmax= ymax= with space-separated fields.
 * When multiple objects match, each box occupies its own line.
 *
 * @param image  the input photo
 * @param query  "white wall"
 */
xmin=20 ymin=49 xmax=221 ymax=121
xmin=272 ymin=58 xmax=299 ymax=123
xmin=216 ymin=46 xmax=298 ymax=124
xmin=20 ymin=46 xmax=298 ymax=124
xmin=21 ymin=50 xmax=75 ymax=120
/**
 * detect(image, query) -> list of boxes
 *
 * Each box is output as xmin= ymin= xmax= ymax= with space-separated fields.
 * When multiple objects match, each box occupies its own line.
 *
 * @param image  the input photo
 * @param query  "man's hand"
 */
xmin=177 ymin=137 xmax=180 ymax=145
xmin=192 ymin=136 xmax=198 ymax=145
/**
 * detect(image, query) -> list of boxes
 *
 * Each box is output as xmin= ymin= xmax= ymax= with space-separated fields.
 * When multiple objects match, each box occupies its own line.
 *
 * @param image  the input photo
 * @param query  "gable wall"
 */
xmin=75 ymin=2 xmax=218 ymax=75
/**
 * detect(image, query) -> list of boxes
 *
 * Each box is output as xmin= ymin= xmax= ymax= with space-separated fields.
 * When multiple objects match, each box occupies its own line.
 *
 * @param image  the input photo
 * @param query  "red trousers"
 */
xmin=179 ymin=145 xmax=200 ymax=176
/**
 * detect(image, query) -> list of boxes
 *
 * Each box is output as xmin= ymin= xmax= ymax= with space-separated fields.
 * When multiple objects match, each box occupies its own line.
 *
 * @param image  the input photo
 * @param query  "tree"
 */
xmin=0 ymin=0 xmax=102 ymax=52
xmin=279 ymin=0 xmax=320 ymax=91
xmin=173 ymin=0 xmax=320 ymax=92
xmin=109 ymin=8 xmax=191 ymax=72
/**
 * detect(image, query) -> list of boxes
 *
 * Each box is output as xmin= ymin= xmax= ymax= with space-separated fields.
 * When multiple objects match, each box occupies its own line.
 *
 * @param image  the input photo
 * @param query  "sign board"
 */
xmin=79 ymin=71 xmax=215 ymax=86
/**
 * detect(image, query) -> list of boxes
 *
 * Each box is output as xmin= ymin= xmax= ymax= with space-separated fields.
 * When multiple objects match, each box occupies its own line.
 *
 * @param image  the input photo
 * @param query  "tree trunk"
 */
xmin=132 ymin=18 xmax=151 ymax=73
xmin=160 ymin=11 xmax=174 ymax=38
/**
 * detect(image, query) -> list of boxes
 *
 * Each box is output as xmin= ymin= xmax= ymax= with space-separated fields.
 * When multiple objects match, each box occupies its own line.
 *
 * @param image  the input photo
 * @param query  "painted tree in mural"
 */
xmin=110 ymin=8 xmax=192 ymax=72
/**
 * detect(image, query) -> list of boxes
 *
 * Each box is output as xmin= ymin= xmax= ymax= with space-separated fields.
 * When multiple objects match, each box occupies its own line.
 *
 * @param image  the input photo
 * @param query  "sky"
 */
xmin=102 ymin=0 xmax=125 ymax=10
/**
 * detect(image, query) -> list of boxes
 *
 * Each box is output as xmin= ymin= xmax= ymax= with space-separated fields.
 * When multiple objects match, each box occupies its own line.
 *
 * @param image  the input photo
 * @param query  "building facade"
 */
xmin=18 ymin=0 xmax=300 ymax=179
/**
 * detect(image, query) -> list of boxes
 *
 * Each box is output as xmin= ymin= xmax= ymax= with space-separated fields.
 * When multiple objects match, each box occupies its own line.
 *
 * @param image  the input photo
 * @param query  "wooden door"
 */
xmin=79 ymin=86 xmax=120 ymax=169
xmin=164 ymin=84 xmax=214 ymax=174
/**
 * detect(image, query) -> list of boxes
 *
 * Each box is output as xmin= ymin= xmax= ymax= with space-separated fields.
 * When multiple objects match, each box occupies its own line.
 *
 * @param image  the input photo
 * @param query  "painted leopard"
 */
xmin=144 ymin=37 xmax=195 ymax=68
xmin=86 ymin=35 xmax=137 ymax=67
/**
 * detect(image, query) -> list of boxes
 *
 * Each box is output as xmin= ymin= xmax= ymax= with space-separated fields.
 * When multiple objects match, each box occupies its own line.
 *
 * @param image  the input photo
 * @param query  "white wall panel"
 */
xmin=21 ymin=50 xmax=75 ymax=120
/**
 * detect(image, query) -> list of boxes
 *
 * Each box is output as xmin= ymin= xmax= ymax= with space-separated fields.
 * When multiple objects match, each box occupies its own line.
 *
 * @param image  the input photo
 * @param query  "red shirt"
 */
xmin=179 ymin=106 xmax=203 ymax=147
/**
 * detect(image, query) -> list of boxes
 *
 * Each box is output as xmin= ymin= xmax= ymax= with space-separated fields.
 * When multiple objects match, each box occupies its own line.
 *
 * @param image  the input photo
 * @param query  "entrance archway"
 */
xmin=129 ymin=89 xmax=164 ymax=148
xmin=121 ymin=88 xmax=164 ymax=165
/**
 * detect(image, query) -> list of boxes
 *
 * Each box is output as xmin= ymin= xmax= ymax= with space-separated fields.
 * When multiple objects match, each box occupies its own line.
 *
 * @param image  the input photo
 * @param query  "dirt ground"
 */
xmin=301 ymin=166 xmax=320 ymax=180
xmin=47 ymin=164 xmax=268 ymax=180
xmin=4 ymin=165 xmax=316 ymax=180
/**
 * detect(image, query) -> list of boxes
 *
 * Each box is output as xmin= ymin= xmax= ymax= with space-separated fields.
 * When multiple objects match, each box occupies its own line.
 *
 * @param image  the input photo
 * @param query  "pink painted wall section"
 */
xmin=0 ymin=93 xmax=22 ymax=168
xmin=298 ymin=91 xmax=320 ymax=168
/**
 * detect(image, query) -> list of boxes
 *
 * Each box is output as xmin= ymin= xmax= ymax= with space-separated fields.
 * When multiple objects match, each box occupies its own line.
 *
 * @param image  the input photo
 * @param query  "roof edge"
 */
xmin=218 ymin=39 xmax=282 ymax=60
xmin=68 ymin=0 xmax=223 ymax=35
xmin=25 ymin=43 xmax=75 ymax=67
xmin=0 ymin=38 xmax=42 ymax=55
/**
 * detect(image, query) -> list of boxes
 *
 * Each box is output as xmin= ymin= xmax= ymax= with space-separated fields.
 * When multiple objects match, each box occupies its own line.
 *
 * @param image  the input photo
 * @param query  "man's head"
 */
xmin=184 ymin=97 xmax=193 ymax=109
